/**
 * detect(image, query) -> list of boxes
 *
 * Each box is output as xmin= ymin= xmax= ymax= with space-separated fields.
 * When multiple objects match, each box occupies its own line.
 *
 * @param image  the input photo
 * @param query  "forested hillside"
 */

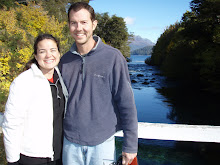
xmin=129 ymin=35 xmax=155 ymax=51
xmin=130 ymin=46 xmax=154 ymax=55
xmin=146 ymin=0 xmax=220 ymax=93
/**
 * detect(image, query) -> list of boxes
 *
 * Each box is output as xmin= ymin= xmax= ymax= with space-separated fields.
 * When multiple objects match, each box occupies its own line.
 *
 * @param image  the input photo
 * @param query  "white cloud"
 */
xmin=124 ymin=17 xmax=135 ymax=25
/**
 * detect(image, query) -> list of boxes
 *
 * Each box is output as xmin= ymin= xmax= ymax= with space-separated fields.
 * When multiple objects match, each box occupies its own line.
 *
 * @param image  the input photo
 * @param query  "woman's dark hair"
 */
xmin=68 ymin=2 xmax=96 ymax=22
xmin=24 ymin=34 xmax=60 ymax=70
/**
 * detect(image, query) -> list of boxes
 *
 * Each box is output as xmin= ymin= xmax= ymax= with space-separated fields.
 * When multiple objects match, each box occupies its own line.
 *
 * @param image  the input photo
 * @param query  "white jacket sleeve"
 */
xmin=2 ymin=79 xmax=28 ymax=163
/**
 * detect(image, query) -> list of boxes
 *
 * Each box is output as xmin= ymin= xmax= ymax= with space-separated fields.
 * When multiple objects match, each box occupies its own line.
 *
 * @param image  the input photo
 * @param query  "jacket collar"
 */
xmin=70 ymin=35 xmax=101 ymax=56
xmin=31 ymin=63 xmax=45 ymax=78
xmin=31 ymin=63 xmax=59 ymax=80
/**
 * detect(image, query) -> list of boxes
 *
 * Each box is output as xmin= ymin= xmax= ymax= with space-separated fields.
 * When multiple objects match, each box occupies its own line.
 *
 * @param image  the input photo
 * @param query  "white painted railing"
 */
xmin=115 ymin=122 xmax=220 ymax=143
xmin=0 ymin=113 xmax=220 ymax=143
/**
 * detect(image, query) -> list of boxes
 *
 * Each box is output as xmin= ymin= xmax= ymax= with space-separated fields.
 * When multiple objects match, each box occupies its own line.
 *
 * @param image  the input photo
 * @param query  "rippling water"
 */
xmin=128 ymin=55 xmax=174 ymax=124
xmin=126 ymin=55 xmax=220 ymax=165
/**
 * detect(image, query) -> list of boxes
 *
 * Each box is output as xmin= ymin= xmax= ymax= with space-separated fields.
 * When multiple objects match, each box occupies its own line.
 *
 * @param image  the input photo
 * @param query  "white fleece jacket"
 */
xmin=2 ymin=64 xmax=66 ymax=163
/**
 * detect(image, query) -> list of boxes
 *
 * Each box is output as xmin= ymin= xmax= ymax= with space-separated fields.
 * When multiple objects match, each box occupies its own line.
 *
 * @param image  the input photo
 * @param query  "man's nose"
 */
xmin=76 ymin=23 xmax=83 ymax=30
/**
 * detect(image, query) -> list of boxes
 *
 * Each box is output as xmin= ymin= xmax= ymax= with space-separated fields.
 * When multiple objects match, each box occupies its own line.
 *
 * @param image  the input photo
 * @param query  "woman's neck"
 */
xmin=41 ymin=68 xmax=54 ymax=79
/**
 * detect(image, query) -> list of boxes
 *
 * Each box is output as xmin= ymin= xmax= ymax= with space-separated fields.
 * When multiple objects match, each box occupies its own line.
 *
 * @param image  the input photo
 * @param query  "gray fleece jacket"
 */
xmin=59 ymin=36 xmax=138 ymax=153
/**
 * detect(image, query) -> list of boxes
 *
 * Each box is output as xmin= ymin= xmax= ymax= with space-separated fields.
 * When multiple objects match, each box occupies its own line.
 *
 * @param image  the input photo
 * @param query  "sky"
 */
xmin=89 ymin=0 xmax=192 ymax=43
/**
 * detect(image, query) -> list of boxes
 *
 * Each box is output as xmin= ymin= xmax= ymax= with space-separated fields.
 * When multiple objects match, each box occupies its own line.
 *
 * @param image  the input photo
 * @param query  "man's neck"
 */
xmin=76 ymin=39 xmax=96 ymax=56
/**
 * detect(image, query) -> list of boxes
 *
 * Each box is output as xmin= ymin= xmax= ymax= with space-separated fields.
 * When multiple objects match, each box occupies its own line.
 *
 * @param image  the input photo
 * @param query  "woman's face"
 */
xmin=35 ymin=39 xmax=60 ymax=74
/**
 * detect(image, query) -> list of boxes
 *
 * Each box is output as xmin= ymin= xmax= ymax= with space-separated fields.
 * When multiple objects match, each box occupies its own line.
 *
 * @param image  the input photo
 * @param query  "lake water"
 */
xmin=129 ymin=55 xmax=220 ymax=125
xmin=129 ymin=55 xmax=174 ymax=124
xmin=122 ymin=55 xmax=220 ymax=165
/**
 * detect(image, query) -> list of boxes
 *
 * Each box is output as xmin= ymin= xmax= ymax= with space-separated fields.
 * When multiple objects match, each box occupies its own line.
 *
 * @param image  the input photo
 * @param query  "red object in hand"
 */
xmin=129 ymin=157 xmax=138 ymax=165
xmin=116 ymin=155 xmax=138 ymax=165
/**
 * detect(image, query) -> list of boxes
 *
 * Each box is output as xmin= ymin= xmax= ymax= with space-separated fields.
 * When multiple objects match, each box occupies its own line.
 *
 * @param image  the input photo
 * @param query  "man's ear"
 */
xmin=93 ymin=20 xmax=98 ymax=31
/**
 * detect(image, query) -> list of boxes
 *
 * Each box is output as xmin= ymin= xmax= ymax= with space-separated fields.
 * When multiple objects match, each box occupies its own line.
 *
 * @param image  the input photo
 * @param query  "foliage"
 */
xmin=95 ymin=12 xmax=132 ymax=57
xmin=0 ymin=135 xmax=7 ymax=165
xmin=147 ymin=0 xmax=220 ymax=93
xmin=35 ymin=0 xmax=89 ymax=22
xmin=0 ymin=0 xmax=16 ymax=9
xmin=131 ymin=45 xmax=154 ymax=55
xmin=0 ymin=2 xmax=67 ymax=112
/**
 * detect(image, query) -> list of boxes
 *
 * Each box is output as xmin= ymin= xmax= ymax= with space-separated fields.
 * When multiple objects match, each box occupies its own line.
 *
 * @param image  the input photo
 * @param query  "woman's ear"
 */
xmin=34 ymin=54 xmax=38 ymax=61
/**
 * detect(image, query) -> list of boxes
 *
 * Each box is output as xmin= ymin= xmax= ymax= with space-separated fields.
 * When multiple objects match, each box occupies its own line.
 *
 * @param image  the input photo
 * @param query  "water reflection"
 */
xmin=157 ymin=87 xmax=220 ymax=126
xmin=116 ymin=137 xmax=217 ymax=165
xmin=129 ymin=55 xmax=173 ymax=124
xmin=129 ymin=55 xmax=220 ymax=126
xmin=134 ymin=88 xmax=174 ymax=124
xmin=128 ymin=55 xmax=220 ymax=164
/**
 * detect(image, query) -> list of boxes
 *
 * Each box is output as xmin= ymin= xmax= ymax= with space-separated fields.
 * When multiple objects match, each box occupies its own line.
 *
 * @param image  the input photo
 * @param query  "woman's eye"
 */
xmin=39 ymin=51 xmax=45 ymax=54
xmin=51 ymin=49 xmax=57 ymax=53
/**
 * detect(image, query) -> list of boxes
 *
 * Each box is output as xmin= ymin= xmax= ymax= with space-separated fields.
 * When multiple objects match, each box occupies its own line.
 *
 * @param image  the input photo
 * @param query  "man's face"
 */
xmin=68 ymin=8 xmax=97 ymax=46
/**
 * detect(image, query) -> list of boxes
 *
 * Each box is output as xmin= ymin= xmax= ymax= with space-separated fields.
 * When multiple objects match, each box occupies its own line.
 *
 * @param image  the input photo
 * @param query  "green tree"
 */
xmin=148 ymin=0 xmax=220 ymax=93
xmin=95 ymin=13 xmax=132 ymax=57
xmin=188 ymin=0 xmax=220 ymax=90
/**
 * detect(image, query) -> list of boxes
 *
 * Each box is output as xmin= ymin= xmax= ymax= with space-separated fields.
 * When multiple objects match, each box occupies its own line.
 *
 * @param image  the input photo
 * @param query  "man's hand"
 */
xmin=122 ymin=152 xmax=137 ymax=165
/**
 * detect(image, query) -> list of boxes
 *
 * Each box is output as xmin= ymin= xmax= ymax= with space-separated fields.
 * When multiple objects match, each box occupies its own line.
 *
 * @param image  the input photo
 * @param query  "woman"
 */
xmin=2 ymin=34 xmax=68 ymax=165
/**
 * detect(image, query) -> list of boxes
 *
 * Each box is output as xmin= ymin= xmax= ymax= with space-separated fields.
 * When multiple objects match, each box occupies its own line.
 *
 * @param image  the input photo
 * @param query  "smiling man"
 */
xmin=59 ymin=2 xmax=138 ymax=165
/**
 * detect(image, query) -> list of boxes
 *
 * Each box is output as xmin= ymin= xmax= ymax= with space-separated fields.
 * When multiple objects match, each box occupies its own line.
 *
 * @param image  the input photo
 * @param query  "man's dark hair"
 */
xmin=68 ymin=2 xmax=96 ymax=22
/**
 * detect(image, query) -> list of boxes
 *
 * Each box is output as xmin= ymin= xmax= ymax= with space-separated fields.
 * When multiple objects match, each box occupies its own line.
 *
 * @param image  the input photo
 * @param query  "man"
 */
xmin=59 ymin=2 xmax=138 ymax=165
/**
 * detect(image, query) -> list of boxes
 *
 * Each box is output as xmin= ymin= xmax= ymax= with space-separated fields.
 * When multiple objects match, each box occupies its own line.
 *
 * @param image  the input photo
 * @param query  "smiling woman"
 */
xmin=34 ymin=39 xmax=61 ymax=79
xmin=2 ymin=34 xmax=68 ymax=165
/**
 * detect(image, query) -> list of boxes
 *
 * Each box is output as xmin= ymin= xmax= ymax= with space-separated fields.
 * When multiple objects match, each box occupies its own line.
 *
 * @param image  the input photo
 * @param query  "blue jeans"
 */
xmin=62 ymin=135 xmax=116 ymax=165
